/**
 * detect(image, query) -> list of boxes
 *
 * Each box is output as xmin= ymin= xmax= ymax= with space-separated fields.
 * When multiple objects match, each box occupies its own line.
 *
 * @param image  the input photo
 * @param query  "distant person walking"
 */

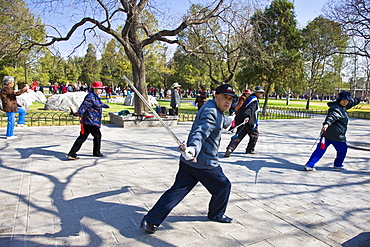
xmin=170 ymin=82 xmax=181 ymax=115
xmin=67 ymin=81 xmax=109 ymax=160
xmin=140 ymin=84 xmax=237 ymax=234
xmin=0 ymin=76 xmax=29 ymax=139
xmin=224 ymin=86 xmax=265 ymax=157
xmin=304 ymin=91 xmax=366 ymax=171
xmin=195 ymin=85 xmax=207 ymax=110
xmin=105 ymin=86 xmax=112 ymax=98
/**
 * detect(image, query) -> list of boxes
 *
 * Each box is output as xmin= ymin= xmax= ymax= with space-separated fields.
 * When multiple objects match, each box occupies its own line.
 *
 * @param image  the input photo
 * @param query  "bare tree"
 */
xmin=19 ymin=0 xmax=226 ymax=113
xmin=325 ymin=0 xmax=370 ymax=58
xmin=175 ymin=1 xmax=253 ymax=87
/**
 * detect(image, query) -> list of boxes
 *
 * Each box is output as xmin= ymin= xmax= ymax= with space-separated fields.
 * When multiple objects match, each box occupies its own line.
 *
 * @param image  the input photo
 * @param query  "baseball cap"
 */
xmin=254 ymin=86 xmax=265 ymax=93
xmin=215 ymin=84 xmax=237 ymax=98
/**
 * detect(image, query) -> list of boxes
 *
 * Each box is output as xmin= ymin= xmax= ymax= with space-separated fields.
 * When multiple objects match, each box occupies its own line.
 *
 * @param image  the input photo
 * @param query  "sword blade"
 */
xmin=123 ymin=76 xmax=183 ymax=146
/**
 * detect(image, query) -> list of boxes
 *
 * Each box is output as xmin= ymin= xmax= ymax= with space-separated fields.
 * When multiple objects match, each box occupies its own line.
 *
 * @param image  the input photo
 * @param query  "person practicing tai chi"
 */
xmin=304 ymin=91 xmax=366 ymax=171
xmin=140 ymin=84 xmax=237 ymax=234
xmin=224 ymin=86 xmax=264 ymax=157
xmin=67 ymin=81 xmax=109 ymax=160
xmin=1 ymin=76 xmax=29 ymax=139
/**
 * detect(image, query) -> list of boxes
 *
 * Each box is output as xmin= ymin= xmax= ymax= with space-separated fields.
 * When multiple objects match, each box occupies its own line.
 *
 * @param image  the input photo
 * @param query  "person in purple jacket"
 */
xmin=67 ymin=81 xmax=109 ymax=160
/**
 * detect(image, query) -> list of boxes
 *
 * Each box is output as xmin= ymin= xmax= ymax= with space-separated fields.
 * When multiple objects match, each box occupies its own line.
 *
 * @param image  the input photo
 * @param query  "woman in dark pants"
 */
xmin=224 ymin=86 xmax=265 ymax=157
xmin=67 ymin=81 xmax=109 ymax=159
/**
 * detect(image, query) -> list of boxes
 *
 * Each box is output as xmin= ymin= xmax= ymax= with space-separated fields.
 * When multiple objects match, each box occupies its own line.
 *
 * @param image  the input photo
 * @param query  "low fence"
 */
xmin=0 ymin=112 xmax=110 ymax=127
xmin=260 ymin=106 xmax=317 ymax=120
xmin=178 ymin=106 xmax=320 ymax=122
xmin=1 ymin=106 xmax=370 ymax=127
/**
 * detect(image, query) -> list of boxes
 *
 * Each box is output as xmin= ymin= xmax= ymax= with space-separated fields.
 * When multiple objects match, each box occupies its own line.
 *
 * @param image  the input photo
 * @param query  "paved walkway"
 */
xmin=0 ymin=116 xmax=369 ymax=247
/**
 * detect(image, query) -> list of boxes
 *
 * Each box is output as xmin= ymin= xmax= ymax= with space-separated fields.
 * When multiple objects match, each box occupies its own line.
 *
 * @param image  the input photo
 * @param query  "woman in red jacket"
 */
xmin=67 ymin=81 xmax=109 ymax=159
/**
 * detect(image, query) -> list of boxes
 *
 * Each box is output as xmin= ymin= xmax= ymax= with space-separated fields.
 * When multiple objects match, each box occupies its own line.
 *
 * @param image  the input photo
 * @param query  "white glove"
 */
xmin=228 ymin=113 xmax=235 ymax=122
xmin=181 ymin=146 xmax=196 ymax=161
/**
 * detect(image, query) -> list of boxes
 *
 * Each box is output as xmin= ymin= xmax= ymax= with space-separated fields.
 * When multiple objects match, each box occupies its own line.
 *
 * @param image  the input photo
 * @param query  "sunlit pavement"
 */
xmin=0 ymin=116 xmax=369 ymax=246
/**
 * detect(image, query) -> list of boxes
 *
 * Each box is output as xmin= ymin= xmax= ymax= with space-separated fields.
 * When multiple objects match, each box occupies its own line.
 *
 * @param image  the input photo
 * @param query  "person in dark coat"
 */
xmin=195 ymin=84 xmax=207 ymax=110
xmin=224 ymin=86 xmax=265 ymax=157
xmin=304 ymin=91 xmax=365 ymax=171
xmin=0 ymin=76 xmax=29 ymax=139
xmin=140 ymin=84 xmax=237 ymax=234
xmin=67 ymin=81 xmax=109 ymax=160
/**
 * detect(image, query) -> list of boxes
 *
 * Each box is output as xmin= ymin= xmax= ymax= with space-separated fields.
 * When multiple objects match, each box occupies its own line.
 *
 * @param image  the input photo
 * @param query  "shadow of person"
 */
xmin=342 ymin=231 xmax=370 ymax=247
xmin=226 ymin=154 xmax=303 ymax=184
xmin=15 ymin=145 xmax=68 ymax=160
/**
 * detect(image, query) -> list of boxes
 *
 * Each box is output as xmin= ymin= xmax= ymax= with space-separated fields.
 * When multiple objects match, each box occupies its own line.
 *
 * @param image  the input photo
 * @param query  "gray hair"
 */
xmin=3 ymin=76 xmax=15 ymax=85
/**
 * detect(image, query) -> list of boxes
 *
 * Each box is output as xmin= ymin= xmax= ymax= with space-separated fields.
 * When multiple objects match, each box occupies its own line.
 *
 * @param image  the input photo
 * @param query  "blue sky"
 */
xmin=293 ymin=0 xmax=327 ymax=26
xmin=30 ymin=0 xmax=328 ymax=57
xmin=153 ymin=0 xmax=327 ymax=27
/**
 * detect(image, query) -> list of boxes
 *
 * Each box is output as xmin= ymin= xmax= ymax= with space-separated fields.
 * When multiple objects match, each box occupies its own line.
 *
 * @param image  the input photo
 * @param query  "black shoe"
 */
xmin=245 ymin=150 xmax=258 ymax=154
xmin=208 ymin=215 xmax=233 ymax=223
xmin=93 ymin=153 xmax=104 ymax=157
xmin=224 ymin=149 xmax=232 ymax=158
xmin=140 ymin=218 xmax=157 ymax=234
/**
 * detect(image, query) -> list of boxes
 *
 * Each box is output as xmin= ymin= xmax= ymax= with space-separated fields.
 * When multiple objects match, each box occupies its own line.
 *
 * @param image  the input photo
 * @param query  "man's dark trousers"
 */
xmin=69 ymin=124 xmax=102 ymax=156
xmin=144 ymin=161 xmax=231 ymax=226
xmin=227 ymin=124 xmax=259 ymax=153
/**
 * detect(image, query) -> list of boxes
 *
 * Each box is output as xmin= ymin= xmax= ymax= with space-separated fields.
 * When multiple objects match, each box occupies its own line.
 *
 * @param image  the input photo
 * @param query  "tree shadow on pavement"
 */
xmin=0 ymin=159 xmax=175 ymax=246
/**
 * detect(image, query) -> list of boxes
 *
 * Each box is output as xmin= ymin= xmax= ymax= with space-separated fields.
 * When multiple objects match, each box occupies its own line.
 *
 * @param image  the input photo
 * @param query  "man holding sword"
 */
xmin=140 ymin=84 xmax=237 ymax=234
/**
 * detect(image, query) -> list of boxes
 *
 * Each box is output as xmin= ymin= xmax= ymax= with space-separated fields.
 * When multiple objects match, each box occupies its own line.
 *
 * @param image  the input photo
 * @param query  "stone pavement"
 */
xmin=0 ymin=116 xmax=369 ymax=247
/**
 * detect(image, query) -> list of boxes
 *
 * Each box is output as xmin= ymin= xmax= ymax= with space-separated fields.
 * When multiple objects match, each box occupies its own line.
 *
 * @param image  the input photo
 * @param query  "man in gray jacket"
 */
xmin=170 ymin=82 xmax=181 ymax=115
xmin=140 ymin=84 xmax=237 ymax=234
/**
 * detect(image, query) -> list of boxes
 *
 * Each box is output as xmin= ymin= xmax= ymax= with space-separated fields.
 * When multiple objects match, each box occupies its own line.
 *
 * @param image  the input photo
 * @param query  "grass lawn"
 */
xmin=2 ymin=97 xmax=368 ymax=127
xmin=28 ymin=97 xmax=370 ymax=114
xmin=266 ymin=98 xmax=370 ymax=112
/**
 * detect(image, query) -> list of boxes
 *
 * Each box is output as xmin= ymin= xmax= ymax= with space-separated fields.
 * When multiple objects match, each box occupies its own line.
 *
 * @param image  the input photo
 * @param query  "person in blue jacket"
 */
xmin=140 ymin=84 xmax=237 ymax=234
xmin=304 ymin=91 xmax=365 ymax=171
xmin=67 ymin=81 xmax=109 ymax=160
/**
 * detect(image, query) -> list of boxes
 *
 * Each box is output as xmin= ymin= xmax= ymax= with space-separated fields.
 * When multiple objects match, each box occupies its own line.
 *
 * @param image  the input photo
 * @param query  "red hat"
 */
xmin=243 ymin=89 xmax=251 ymax=94
xmin=92 ymin=81 xmax=104 ymax=88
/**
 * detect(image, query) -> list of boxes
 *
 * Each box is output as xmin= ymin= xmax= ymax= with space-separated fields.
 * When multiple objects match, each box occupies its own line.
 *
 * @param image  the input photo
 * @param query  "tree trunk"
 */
xmin=262 ymin=82 xmax=272 ymax=112
xmin=131 ymin=59 xmax=148 ymax=113
xmin=306 ymin=89 xmax=311 ymax=110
